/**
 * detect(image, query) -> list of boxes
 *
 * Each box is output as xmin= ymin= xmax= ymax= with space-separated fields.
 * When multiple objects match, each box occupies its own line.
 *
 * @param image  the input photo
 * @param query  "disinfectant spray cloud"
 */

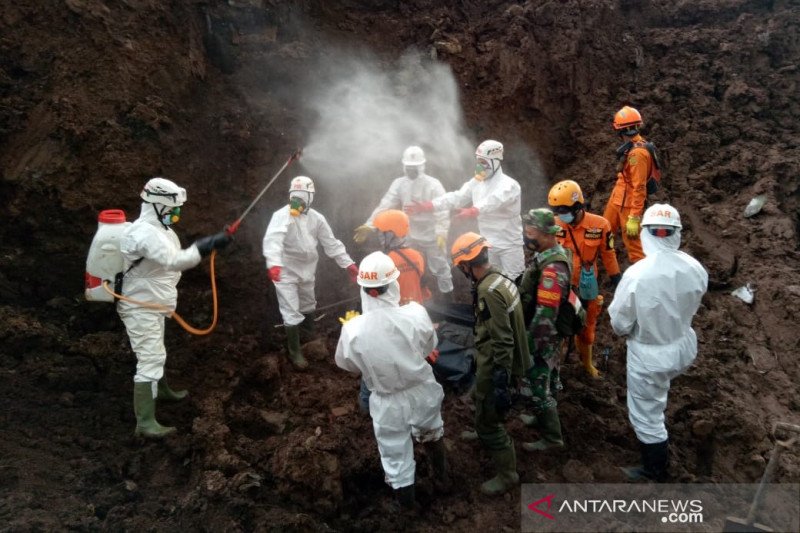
xmin=299 ymin=50 xmax=475 ymax=218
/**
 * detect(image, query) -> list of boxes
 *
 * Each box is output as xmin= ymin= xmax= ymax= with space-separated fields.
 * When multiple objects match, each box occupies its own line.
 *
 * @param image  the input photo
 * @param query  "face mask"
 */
xmin=158 ymin=205 xmax=181 ymax=226
xmin=289 ymin=197 xmax=307 ymax=217
xmin=523 ymin=235 xmax=540 ymax=252
xmin=405 ymin=166 xmax=421 ymax=180
xmin=474 ymin=159 xmax=493 ymax=181
xmin=557 ymin=212 xmax=575 ymax=224
xmin=458 ymin=264 xmax=475 ymax=282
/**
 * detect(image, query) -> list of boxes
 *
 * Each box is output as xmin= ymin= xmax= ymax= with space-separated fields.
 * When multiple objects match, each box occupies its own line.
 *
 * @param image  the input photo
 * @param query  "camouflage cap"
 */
xmin=522 ymin=208 xmax=560 ymax=235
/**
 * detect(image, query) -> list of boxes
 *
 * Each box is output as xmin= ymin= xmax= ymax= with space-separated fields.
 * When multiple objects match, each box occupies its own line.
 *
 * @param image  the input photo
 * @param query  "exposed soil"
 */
xmin=1 ymin=0 xmax=799 ymax=531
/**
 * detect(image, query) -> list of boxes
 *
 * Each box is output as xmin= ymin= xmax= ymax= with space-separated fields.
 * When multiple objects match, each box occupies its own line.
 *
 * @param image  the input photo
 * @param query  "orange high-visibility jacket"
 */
xmin=608 ymin=134 xmax=652 ymax=217
xmin=388 ymin=248 xmax=431 ymax=305
xmin=556 ymin=212 xmax=621 ymax=287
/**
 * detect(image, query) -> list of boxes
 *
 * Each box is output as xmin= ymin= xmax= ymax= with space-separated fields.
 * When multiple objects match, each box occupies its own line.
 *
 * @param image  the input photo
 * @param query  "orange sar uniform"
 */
xmin=556 ymin=212 xmax=620 ymax=345
xmin=603 ymin=134 xmax=652 ymax=263
xmin=388 ymin=247 xmax=431 ymax=306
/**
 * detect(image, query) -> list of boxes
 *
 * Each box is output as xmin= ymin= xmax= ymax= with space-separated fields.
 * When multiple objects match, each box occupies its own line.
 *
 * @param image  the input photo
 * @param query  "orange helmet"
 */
xmin=451 ymin=232 xmax=491 ymax=266
xmin=373 ymin=209 xmax=409 ymax=238
xmin=613 ymin=106 xmax=643 ymax=132
xmin=548 ymin=180 xmax=584 ymax=207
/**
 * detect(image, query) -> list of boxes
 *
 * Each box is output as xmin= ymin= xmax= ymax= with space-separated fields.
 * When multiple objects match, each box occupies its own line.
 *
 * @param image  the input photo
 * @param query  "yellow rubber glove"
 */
xmin=353 ymin=224 xmax=374 ymax=244
xmin=338 ymin=310 xmax=361 ymax=325
xmin=436 ymin=235 xmax=447 ymax=251
xmin=625 ymin=215 xmax=641 ymax=238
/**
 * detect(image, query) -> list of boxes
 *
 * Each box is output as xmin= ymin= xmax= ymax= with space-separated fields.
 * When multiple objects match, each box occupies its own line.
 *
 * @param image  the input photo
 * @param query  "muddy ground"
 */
xmin=1 ymin=0 xmax=799 ymax=531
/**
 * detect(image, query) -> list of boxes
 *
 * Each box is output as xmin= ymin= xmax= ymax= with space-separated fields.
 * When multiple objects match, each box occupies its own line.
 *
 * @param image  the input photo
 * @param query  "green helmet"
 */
xmin=522 ymin=208 xmax=560 ymax=235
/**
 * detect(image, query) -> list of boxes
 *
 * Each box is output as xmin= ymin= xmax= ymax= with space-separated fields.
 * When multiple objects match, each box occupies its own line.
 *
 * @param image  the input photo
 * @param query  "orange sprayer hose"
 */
xmin=102 ymin=249 xmax=219 ymax=335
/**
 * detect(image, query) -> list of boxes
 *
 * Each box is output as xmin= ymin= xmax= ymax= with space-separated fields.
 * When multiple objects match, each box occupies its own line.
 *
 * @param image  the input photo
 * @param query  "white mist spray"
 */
xmin=298 ymin=50 xmax=475 ymax=228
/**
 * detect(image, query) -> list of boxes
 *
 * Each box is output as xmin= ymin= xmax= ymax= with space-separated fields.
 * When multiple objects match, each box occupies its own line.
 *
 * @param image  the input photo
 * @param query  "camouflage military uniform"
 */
xmin=473 ymin=267 xmax=531 ymax=451
xmin=519 ymin=244 xmax=572 ymax=412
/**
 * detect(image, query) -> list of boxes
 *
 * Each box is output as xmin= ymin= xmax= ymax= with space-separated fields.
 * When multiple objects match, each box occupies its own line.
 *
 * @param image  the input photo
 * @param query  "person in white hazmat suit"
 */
xmin=263 ymin=176 xmax=359 ymax=369
xmin=607 ymin=203 xmax=708 ymax=482
xmin=405 ymin=140 xmax=524 ymax=281
xmin=353 ymin=146 xmax=453 ymax=295
xmin=335 ymin=251 xmax=448 ymax=510
xmin=118 ymin=177 xmax=232 ymax=439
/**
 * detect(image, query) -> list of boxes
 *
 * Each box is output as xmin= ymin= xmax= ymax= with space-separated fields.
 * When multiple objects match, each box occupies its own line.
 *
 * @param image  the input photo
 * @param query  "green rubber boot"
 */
xmin=460 ymin=430 xmax=479 ymax=441
xmin=285 ymin=324 xmax=308 ymax=369
xmin=299 ymin=313 xmax=316 ymax=343
xmin=519 ymin=413 xmax=539 ymax=427
xmin=522 ymin=406 xmax=564 ymax=452
xmin=157 ymin=377 xmax=188 ymax=401
xmin=426 ymin=438 xmax=452 ymax=492
xmin=134 ymin=382 xmax=176 ymax=439
xmin=480 ymin=445 xmax=520 ymax=496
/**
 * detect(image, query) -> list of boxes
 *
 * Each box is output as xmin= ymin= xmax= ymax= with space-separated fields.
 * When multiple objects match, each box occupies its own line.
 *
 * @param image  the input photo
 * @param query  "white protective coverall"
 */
xmin=263 ymin=206 xmax=354 ymax=326
xmin=118 ymin=202 xmax=202 ymax=383
xmin=608 ymin=228 xmax=708 ymax=443
xmin=366 ymin=173 xmax=453 ymax=293
xmin=335 ymin=281 xmax=445 ymax=489
xmin=432 ymin=169 xmax=524 ymax=280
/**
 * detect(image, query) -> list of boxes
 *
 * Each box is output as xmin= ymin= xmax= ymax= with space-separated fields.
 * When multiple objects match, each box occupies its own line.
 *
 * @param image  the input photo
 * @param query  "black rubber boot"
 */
xmin=394 ymin=484 xmax=416 ymax=511
xmin=621 ymin=439 xmax=670 ymax=482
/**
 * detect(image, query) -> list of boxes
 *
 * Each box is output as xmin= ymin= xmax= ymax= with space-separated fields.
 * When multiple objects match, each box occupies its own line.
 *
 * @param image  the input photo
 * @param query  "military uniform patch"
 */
xmin=606 ymin=232 xmax=614 ymax=250
xmin=542 ymin=276 xmax=554 ymax=289
xmin=628 ymin=155 xmax=638 ymax=166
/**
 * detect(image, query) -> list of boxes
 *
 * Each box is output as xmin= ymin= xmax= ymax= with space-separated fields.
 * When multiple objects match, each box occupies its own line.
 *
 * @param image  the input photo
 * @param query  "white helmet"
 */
xmin=642 ymin=203 xmax=682 ymax=228
xmin=475 ymin=140 xmax=503 ymax=161
xmin=289 ymin=176 xmax=315 ymax=194
xmin=140 ymin=177 xmax=187 ymax=207
xmin=401 ymin=146 xmax=426 ymax=166
xmin=357 ymin=251 xmax=400 ymax=288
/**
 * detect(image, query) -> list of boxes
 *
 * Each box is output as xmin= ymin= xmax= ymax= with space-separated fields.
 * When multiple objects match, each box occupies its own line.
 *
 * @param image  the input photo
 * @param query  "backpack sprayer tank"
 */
xmin=85 ymin=209 xmax=130 ymax=302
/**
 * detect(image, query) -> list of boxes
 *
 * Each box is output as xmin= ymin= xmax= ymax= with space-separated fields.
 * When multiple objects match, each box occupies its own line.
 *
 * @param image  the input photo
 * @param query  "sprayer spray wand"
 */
xmin=226 ymin=148 xmax=303 ymax=235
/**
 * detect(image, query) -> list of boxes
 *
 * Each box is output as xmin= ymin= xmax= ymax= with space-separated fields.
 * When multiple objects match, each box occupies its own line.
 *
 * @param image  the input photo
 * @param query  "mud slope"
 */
xmin=1 ymin=1 xmax=798 ymax=531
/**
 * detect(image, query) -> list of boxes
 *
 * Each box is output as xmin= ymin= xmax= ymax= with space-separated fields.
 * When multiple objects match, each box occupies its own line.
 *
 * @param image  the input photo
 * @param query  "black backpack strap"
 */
xmin=114 ymin=257 xmax=143 ymax=298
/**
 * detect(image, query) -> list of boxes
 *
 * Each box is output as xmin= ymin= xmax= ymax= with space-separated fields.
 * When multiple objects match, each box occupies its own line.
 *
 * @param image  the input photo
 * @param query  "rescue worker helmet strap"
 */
xmin=613 ymin=105 xmax=644 ymax=131
xmin=451 ymin=232 xmax=491 ymax=265
xmin=141 ymin=177 xmax=187 ymax=207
